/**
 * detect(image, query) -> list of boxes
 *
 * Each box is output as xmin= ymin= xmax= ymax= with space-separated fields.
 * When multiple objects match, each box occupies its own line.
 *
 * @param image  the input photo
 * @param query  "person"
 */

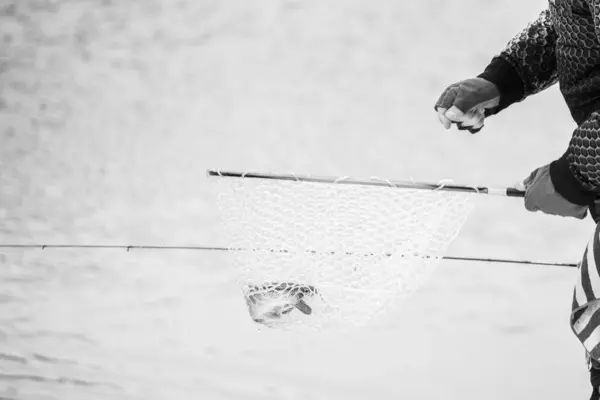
xmin=434 ymin=3 xmax=600 ymax=398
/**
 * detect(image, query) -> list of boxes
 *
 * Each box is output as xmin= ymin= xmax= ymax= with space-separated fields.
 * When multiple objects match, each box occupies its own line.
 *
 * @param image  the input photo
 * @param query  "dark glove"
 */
xmin=518 ymin=164 xmax=588 ymax=220
xmin=434 ymin=77 xmax=501 ymax=133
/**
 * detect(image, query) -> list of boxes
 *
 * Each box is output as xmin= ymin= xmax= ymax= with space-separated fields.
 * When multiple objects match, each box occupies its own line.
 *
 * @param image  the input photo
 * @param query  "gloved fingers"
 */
xmin=518 ymin=165 xmax=589 ymax=219
xmin=434 ymin=85 xmax=458 ymax=112
xmin=444 ymin=105 xmax=465 ymax=122
xmin=514 ymin=180 xmax=526 ymax=192
xmin=522 ymin=168 xmax=540 ymax=190
xmin=523 ymin=194 xmax=588 ymax=218
xmin=521 ymin=168 xmax=543 ymax=212
xmin=514 ymin=168 xmax=541 ymax=195
xmin=436 ymin=107 xmax=452 ymax=129
xmin=468 ymin=110 xmax=485 ymax=133
xmin=452 ymin=79 xmax=500 ymax=113
xmin=434 ymin=82 xmax=493 ymax=133
xmin=434 ymin=86 xmax=458 ymax=130
xmin=454 ymin=108 xmax=485 ymax=133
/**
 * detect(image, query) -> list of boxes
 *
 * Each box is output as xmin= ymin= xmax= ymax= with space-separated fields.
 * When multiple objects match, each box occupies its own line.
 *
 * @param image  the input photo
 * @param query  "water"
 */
xmin=0 ymin=0 xmax=594 ymax=398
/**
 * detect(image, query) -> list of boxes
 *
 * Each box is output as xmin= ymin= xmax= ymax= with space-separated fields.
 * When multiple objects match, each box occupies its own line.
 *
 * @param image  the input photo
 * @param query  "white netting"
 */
xmin=210 ymin=174 xmax=475 ymax=332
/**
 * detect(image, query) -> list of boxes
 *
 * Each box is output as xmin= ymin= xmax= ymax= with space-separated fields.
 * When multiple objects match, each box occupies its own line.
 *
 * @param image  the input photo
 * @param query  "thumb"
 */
xmin=514 ymin=180 xmax=527 ymax=192
xmin=515 ymin=168 xmax=541 ymax=193
xmin=519 ymin=168 xmax=540 ymax=191
xmin=445 ymin=105 xmax=465 ymax=122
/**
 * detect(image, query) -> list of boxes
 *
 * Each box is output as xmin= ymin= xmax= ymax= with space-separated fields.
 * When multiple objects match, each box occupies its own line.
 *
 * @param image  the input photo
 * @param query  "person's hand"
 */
xmin=434 ymin=77 xmax=501 ymax=133
xmin=517 ymin=163 xmax=588 ymax=220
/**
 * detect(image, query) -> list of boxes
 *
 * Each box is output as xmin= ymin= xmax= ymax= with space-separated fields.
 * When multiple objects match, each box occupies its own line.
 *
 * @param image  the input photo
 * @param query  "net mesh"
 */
xmin=210 ymin=174 xmax=475 ymax=332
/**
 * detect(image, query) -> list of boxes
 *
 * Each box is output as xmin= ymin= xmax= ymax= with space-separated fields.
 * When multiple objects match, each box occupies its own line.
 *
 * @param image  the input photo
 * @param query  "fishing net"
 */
xmin=209 ymin=171 xmax=476 ymax=332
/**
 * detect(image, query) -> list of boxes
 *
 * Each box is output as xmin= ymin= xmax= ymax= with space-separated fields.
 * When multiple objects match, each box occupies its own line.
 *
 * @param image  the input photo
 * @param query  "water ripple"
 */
xmin=16 ymin=330 xmax=94 ymax=344
xmin=0 ymin=373 xmax=121 ymax=389
xmin=32 ymin=353 xmax=77 ymax=365
xmin=0 ymin=353 xmax=27 ymax=365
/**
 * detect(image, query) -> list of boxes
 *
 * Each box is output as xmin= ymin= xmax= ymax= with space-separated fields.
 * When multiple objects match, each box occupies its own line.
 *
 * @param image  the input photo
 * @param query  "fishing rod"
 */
xmin=0 ymin=244 xmax=578 ymax=268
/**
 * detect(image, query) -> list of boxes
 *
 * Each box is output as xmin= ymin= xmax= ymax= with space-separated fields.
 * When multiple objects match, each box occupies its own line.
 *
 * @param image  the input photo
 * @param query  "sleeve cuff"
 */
xmin=550 ymin=154 xmax=598 ymax=206
xmin=478 ymin=57 xmax=525 ymax=113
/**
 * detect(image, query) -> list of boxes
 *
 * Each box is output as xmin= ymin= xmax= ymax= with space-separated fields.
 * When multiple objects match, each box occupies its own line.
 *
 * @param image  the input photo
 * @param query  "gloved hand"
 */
xmin=517 ymin=163 xmax=589 ymax=220
xmin=434 ymin=77 xmax=501 ymax=133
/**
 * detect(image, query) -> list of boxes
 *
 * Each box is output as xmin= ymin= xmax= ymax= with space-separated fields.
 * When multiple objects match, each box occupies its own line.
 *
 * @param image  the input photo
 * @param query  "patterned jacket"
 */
xmin=480 ymin=0 xmax=600 ymax=207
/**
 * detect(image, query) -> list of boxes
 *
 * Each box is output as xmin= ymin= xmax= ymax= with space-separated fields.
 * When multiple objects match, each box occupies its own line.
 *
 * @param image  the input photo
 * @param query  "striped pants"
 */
xmin=570 ymin=222 xmax=600 ymax=399
xmin=571 ymin=221 xmax=600 ymax=362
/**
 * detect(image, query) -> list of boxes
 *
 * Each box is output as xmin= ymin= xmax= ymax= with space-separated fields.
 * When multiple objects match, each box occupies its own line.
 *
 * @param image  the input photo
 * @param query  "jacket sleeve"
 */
xmin=550 ymin=119 xmax=600 ymax=207
xmin=478 ymin=9 xmax=559 ymax=114
xmin=550 ymin=1 xmax=600 ymax=204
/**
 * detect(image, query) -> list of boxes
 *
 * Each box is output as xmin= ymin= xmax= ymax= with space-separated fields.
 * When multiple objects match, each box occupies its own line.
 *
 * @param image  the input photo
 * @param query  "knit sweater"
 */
xmin=479 ymin=1 xmax=600 ymax=206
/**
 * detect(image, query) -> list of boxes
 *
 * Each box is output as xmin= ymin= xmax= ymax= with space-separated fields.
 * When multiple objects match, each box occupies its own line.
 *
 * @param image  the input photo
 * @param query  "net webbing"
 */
xmin=211 ymin=175 xmax=475 ymax=332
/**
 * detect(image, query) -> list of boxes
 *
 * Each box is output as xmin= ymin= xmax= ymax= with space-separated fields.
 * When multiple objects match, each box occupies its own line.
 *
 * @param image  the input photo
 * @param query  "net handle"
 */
xmin=206 ymin=169 xmax=525 ymax=198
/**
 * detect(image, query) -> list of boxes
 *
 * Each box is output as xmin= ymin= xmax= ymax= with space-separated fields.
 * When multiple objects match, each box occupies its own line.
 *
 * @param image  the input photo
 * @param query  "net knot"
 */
xmin=368 ymin=176 xmax=395 ymax=187
xmin=435 ymin=178 xmax=455 ymax=191
xmin=434 ymin=179 xmax=480 ymax=194
xmin=334 ymin=176 xmax=351 ymax=183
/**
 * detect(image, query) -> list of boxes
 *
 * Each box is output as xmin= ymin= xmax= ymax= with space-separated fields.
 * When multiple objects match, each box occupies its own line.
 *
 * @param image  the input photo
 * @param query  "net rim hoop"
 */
xmin=206 ymin=169 xmax=524 ymax=197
